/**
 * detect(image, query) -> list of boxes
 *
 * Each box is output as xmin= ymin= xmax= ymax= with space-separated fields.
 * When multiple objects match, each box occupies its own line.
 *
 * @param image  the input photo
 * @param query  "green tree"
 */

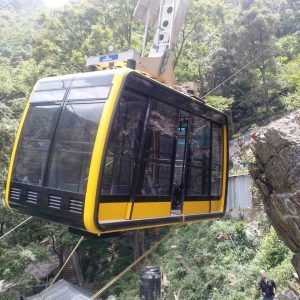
xmin=205 ymin=95 xmax=233 ymax=112
xmin=232 ymin=1 xmax=280 ymax=118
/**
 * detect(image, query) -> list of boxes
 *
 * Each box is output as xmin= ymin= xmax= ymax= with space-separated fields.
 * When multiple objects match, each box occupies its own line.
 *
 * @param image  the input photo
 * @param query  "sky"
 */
xmin=43 ymin=0 xmax=72 ymax=8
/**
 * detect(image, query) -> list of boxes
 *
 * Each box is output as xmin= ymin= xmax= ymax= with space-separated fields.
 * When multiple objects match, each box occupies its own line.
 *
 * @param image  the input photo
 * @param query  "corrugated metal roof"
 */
xmin=25 ymin=258 xmax=59 ymax=279
xmin=227 ymin=175 xmax=252 ymax=210
xmin=27 ymin=279 xmax=92 ymax=300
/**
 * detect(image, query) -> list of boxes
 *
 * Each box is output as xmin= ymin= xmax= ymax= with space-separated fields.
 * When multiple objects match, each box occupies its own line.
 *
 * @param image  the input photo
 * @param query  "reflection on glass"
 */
xmin=211 ymin=124 xmax=223 ymax=197
xmin=30 ymin=90 xmax=66 ymax=102
xmin=186 ymin=116 xmax=211 ymax=196
xmin=36 ymin=80 xmax=71 ymax=91
xmin=172 ymin=115 xmax=188 ymax=202
xmin=67 ymin=86 xmax=111 ymax=100
xmin=46 ymin=103 xmax=104 ymax=193
xmin=142 ymin=101 xmax=178 ymax=195
xmin=71 ymin=72 xmax=114 ymax=87
xmin=101 ymin=90 xmax=148 ymax=195
xmin=13 ymin=105 xmax=60 ymax=185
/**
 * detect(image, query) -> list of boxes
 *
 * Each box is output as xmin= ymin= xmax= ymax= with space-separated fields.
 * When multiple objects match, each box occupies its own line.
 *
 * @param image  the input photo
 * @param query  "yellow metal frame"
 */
xmin=97 ymin=203 xmax=128 ymax=221
xmin=83 ymin=68 xmax=132 ymax=234
xmin=211 ymin=125 xmax=228 ymax=212
xmin=183 ymin=201 xmax=210 ymax=215
xmin=131 ymin=202 xmax=171 ymax=219
xmin=5 ymin=87 xmax=37 ymax=209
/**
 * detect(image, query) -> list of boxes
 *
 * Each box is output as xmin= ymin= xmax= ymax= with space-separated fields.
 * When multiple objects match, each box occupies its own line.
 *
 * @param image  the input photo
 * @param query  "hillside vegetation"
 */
xmin=115 ymin=215 xmax=293 ymax=299
xmin=0 ymin=0 xmax=300 ymax=299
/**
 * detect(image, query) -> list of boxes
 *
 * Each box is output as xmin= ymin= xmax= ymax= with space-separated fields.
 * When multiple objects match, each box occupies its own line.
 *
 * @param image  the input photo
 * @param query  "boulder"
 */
xmin=277 ymin=289 xmax=298 ymax=300
xmin=250 ymin=112 xmax=300 ymax=276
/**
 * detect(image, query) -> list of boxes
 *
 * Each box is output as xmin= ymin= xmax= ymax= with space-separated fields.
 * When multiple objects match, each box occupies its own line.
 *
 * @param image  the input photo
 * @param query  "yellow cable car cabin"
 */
xmin=5 ymin=68 xmax=228 ymax=235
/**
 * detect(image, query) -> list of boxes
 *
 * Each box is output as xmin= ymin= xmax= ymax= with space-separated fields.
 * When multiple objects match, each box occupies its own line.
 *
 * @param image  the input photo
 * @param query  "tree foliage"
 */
xmin=0 ymin=0 xmax=299 ymax=298
xmin=145 ymin=219 xmax=293 ymax=300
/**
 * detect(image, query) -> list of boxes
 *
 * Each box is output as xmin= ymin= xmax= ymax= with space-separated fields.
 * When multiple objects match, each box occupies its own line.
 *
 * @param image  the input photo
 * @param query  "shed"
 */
xmin=227 ymin=175 xmax=252 ymax=210
xmin=27 ymin=279 xmax=92 ymax=300
xmin=25 ymin=258 xmax=60 ymax=280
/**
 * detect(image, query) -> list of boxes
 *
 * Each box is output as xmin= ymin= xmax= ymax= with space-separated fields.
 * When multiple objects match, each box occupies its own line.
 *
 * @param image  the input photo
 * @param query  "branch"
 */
xmin=173 ymin=24 xmax=195 ymax=68
xmin=51 ymin=234 xmax=59 ymax=257
xmin=177 ymin=255 xmax=191 ymax=274
xmin=173 ymin=286 xmax=184 ymax=300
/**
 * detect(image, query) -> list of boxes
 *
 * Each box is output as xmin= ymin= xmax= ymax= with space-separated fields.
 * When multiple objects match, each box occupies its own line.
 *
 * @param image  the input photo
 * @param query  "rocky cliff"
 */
xmin=250 ymin=112 xmax=300 ymax=276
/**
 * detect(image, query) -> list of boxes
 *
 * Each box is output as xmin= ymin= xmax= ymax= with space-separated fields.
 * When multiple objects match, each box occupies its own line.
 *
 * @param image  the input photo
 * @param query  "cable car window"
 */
xmin=67 ymin=86 xmax=111 ymax=100
xmin=12 ymin=105 xmax=60 ymax=185
xmin=186 ymin=116 xmax=211 ymax=196
xmin=46 ymin=102 xmax=104 ymax=193
xmin=30 ymin=89 xmax=66 ymax=102
xmin=35 ymin=80 xmax=72 ymax=91
xmin=141 ymin=101 xmax=178 ymax=195
xmin=211 ymin=124 xmax=223 ymax=197
xmin=71 ymin=72 xmax=114 ymax=87
xmin=101 ymin=91 xmax=148 ymax=196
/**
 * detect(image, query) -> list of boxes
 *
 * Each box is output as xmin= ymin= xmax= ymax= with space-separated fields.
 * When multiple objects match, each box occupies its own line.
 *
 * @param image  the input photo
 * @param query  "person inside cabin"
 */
xmin=257 ymin=270 xmax=277 ymax=300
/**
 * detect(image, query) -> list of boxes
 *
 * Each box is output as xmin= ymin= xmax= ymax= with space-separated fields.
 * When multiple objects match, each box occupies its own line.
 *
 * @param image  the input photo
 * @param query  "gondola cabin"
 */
xmin=5 ymin=68 xmax=228 ymax=235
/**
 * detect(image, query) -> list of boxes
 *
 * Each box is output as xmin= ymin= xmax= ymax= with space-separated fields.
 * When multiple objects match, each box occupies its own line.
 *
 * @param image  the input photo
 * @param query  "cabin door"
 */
xmin=171 ymin=116 xmax=189 ymax=214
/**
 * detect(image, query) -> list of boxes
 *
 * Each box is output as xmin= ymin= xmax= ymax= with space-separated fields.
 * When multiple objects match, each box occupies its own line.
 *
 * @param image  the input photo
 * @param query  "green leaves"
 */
xmin=256 ymin=229 xmax=290 ymax=270
xmin=205 ymin=96 xmax=234 ymax=112
xmin=0 ymin=1 xmax=299 ymax=298
xmin=0 ymin=242 xmax=39 ymax=284
xmin=141 ymin=219 xmax=292 ymax=300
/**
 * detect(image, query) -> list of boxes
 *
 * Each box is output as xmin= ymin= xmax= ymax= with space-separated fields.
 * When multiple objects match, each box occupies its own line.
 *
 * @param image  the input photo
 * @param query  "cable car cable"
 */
xmin=200 ymin=44 xmax=276 ymax=100
xmin=0 ymin=216 xmax=33 ymax=241
xmin=89 ymin=230 xmax=174 ymax=300
xmin=0 ymin=0 xmax=12 ymax=10
xmin=41 ymin=235 xmax=85 ymax=300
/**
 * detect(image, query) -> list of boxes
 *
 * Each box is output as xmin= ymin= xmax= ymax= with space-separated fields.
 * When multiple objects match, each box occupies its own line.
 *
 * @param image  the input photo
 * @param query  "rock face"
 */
xmin=250 ymin=112 xmax=300 ymax=274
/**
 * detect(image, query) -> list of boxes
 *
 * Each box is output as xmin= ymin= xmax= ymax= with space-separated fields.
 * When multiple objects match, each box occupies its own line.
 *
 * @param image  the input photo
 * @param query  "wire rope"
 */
xmin=0 ymin=0 xmax=12 ymax=10
xmin=0 ymin=216 xmax=33 ymax=241
xmin=200 ymin=44 xmax=276 ymax=100
xmin=89 ymin=230 xmax=173 ymax=300
xmin=41 ymin=235 xmax=85 ymax=300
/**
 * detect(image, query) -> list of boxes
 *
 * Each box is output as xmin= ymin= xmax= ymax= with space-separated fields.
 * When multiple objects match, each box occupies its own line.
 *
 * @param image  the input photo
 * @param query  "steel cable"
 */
xmin=89 ymin=230 xmax=173 ymax=300
xmin=41 ymin=235 xmax=85 ymax=300
xmin=0 ymin=216 xmax=33 ymax=241
xmin=200 ymin=44 xmax=276 ymax=100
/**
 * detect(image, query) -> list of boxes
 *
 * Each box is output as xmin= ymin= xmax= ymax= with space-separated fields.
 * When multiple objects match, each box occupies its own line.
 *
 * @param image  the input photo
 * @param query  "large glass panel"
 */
xmin=172 ymin=114 xmax=188 ymax=201
xmin=101 ymin=90 xmax=148 ymax=195
xmin=67 ymin=86 xmax=111 ymax=100
xmin=13 ymin=105 xmax=60 ymax=185
xmin=186 ymin=116 xmax=211 ymax=196
xmin=36 ymin=79 xmax=72 ymax=91
xmin=141 ymin=101 xmax=178 ymax=195
xmin=71 ymin=71 xmax=114 ymax=87
xmin=30 ymin=89 xmax=66 ymax=102
xmin=211 ymin=124 xmax=223 ymax=197
xmin=46 ymin=102 xmax=104 ymax=193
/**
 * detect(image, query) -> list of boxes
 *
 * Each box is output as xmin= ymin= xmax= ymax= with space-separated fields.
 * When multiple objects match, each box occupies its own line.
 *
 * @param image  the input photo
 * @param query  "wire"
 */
xmin=89 ymin=230 xmax=173 ymax=300
xmin=0 ymin=0 xmax=12 ymax=10
xmin=0 ymin=216 xmax=33 ymax=241
xmin=200 ymin=44 xmax=276 ymax=100
xmin=41 ymin=235 xmax=85 ymax=300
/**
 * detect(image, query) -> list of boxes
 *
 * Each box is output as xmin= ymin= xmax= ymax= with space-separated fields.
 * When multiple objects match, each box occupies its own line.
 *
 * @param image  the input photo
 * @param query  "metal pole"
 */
xmin=141 ymin=9 xmax=150 ymax=57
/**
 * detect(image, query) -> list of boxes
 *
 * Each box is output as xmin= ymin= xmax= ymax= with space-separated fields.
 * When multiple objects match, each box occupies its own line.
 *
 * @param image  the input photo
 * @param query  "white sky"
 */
xmin=43 ymin=0 xmax=72 ymax=8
